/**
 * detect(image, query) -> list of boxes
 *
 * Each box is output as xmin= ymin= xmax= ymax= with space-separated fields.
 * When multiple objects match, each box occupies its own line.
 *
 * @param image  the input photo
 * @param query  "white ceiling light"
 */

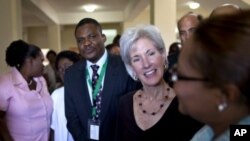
xmin=187 ymin=1 xmax=200 ymax=9
xmin=82 ymin=4 xmax=98 ymax=13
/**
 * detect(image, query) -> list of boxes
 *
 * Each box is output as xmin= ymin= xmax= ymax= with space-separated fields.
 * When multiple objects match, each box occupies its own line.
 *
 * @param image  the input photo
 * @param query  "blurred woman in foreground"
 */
xmin=172 ymin=10 xmax=250 ymax=141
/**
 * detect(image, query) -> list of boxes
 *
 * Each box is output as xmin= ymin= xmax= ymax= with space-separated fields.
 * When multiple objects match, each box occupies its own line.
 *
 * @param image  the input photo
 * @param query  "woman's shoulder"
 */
xmin=0 ymin=72 xmax=13 ymax=92
xmin=0 ymin=72 xmax=13 ymax=110
xmin=0 ymin=74 xmax=10 ymax=86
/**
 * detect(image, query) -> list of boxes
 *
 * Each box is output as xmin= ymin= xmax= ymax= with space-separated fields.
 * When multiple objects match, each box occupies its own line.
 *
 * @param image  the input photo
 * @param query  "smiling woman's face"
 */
xmin=129 ymin=38 xmax=165 ymax=87
xmin=57 ymin=58 xmax=74 ymax=82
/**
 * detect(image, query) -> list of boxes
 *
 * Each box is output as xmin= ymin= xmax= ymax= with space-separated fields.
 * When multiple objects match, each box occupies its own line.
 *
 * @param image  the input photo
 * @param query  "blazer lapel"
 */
xmin=99 ymin=55 xmax=118 ymax=120
xmin=76 ymin=61 xmax=92 ymax=117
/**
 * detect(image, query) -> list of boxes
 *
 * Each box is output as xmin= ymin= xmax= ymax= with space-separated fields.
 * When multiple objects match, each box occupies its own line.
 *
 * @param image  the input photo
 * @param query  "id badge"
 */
xmin=88 ymin=119 xmax=100 ymax=140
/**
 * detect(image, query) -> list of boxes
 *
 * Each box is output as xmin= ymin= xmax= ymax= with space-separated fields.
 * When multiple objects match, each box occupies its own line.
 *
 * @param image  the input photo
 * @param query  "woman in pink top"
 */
xmin=0 ymin=40 xmax=53 ymax=141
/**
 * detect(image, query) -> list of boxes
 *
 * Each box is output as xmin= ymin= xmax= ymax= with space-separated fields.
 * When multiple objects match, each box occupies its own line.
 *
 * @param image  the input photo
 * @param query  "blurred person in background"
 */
xmin=112 ymin=34 xmax=121 ymax=47
xmin=105 ymin=43 xmax=120 ymax=55
xmin=167 ymin=41 xmax=181 ymax=70
xmin=105 ymin=34 xmax=121 ymax=55
xmin=43 ymin=50 xmax=58 ymax=93
xmin=163 ymin=12 xmax=203 ymax=85
xmin=51 ymin=50 xmax=81 ymax=141
xmin=177 ymin=12 xmax=203 ymax=46
xmin=164 ymin=42 xmax=181 ymax=87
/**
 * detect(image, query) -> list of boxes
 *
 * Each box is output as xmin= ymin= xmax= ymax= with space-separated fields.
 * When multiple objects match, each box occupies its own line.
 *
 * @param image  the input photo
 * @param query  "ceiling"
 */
xmin=22 ymin=0 xmax=250 ymax=27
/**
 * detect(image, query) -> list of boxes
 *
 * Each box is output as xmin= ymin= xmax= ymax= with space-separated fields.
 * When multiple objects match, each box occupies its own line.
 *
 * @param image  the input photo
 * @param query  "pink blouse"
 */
xmin=0 ymin=67 xmax=53 ymax=141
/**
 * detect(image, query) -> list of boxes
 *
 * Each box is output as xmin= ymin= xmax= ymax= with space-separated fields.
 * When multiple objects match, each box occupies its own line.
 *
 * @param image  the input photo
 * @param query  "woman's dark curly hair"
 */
xmin=55 ymin=50 xmax=81 ymax=71
xmin=5 ymin=40 xmax=41 ymax=69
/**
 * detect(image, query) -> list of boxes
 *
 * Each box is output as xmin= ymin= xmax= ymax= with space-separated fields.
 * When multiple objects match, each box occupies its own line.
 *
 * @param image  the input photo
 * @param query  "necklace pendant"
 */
xmin=160 ymin=104 xmax=164 ymax=108
xmin=28 ymin=79 xmax=33 ymax=86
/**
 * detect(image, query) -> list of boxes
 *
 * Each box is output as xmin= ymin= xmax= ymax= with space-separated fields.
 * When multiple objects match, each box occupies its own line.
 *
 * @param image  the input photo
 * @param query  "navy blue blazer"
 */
xmin=64 ymin=54 xmax=139 ymax=141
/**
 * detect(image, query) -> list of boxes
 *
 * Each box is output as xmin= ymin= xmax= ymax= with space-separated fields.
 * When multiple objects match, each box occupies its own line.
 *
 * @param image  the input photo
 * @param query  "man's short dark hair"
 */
xmin=74 ymin=18 xmax=102 ymax=35
xmin=46 ymin=50 xmax=57 ymax=58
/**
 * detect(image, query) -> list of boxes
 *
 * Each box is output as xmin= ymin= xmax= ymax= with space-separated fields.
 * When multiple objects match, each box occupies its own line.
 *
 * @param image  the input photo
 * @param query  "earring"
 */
xmin=218 ymin=102 xmax=228 ymax=112
xmin=164 ymin=60 xmax=168 ymax=70
xmin=133 ymin=75 xmax=138 ymax=81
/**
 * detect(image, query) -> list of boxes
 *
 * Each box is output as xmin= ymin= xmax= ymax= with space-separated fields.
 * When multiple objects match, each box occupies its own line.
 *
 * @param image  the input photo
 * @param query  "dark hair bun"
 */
xmin=5 ymin=40 xmax=29 ymax=67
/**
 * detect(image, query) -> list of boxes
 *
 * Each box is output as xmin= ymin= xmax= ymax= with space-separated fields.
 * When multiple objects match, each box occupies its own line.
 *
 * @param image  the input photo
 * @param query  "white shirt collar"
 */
xmin=87 ymin=49 xmax=108 ymax=73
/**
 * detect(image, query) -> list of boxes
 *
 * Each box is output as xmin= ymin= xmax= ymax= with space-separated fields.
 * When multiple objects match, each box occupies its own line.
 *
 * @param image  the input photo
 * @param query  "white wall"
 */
xmin=123 ymin=6 xmax=150 ymax=30
xmin=61 ymin=25 xmax=76 ymax=51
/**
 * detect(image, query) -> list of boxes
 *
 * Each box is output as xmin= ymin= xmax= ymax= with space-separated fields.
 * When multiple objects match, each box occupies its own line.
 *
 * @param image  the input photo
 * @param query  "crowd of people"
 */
xmin=1 ymin=3 xmax=250 ymax=141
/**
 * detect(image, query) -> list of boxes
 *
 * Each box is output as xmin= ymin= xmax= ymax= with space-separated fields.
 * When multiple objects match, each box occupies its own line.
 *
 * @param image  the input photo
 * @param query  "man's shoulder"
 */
xmin=65 ymin=60 xmax=85 ymax=77
xmin=68 ymin=60 xmax=84 ymax=70
xmin=107 ymin=54 xmax=124 ymax=66
xmin=108 ymin=54 xmax=122 ymax=61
